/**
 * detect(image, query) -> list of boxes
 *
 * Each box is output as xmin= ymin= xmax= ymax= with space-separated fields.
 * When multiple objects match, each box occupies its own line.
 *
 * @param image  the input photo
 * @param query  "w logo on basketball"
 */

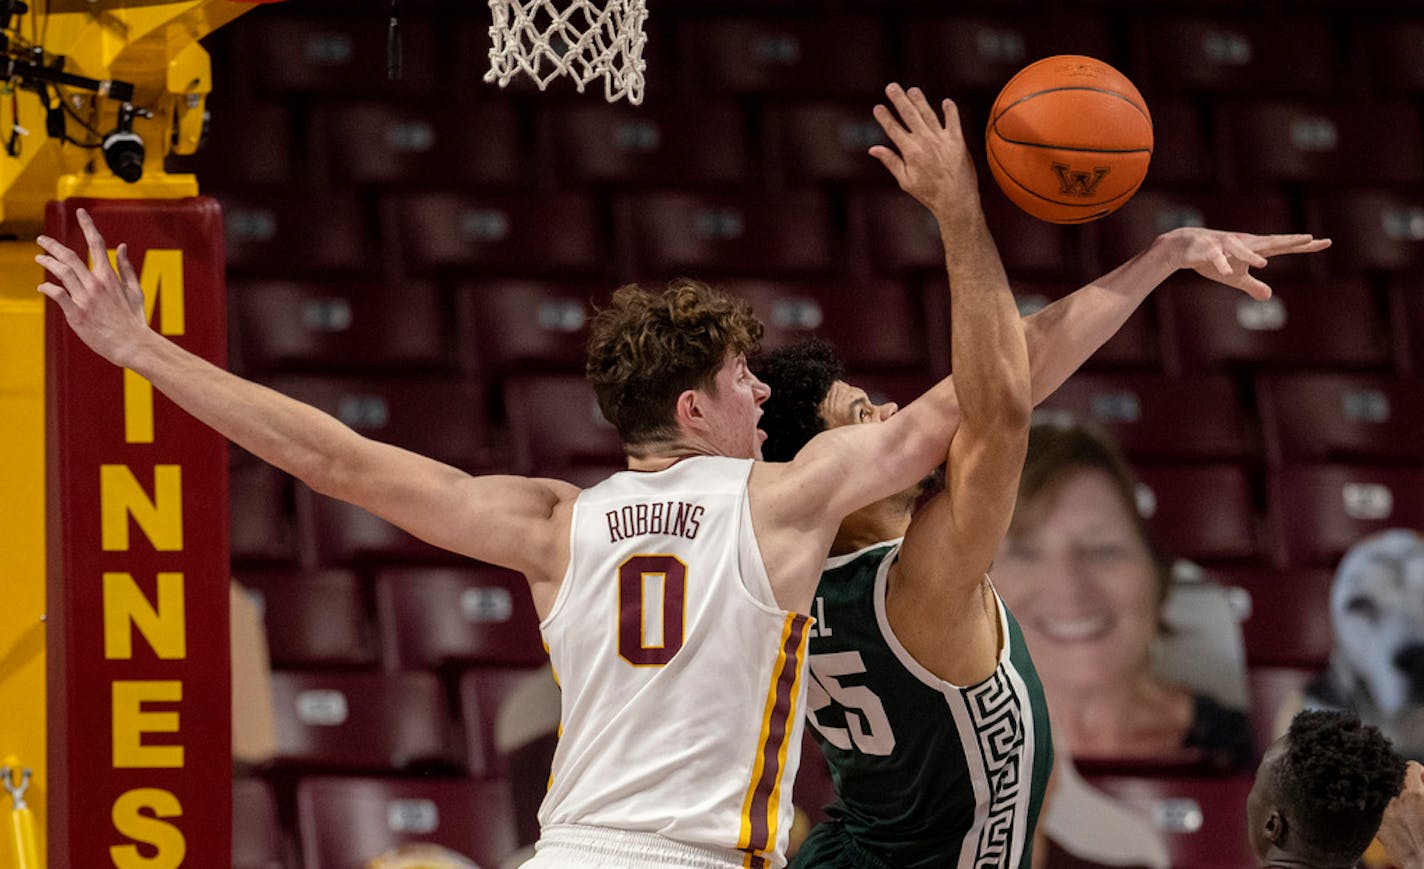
xmin=1051 ymin=162 xmax=1111 ymax=197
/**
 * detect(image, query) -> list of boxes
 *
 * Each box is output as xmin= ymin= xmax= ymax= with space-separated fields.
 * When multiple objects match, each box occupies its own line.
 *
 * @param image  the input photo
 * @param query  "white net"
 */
xmin=484 ymin=0 xmax=649 ymax=105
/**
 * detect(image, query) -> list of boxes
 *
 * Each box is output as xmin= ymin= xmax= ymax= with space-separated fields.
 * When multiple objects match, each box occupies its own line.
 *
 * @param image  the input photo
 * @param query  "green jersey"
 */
xmin=793 ymin=541 xmax=1053 ymax=869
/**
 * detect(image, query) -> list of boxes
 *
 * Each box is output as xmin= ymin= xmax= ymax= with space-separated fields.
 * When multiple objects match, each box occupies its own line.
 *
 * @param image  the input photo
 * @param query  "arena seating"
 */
xmin=206 ymin=2 xmax=1424 ymax=864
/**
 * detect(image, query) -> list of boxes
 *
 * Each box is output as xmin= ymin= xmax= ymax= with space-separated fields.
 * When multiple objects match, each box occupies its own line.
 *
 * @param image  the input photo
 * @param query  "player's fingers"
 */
xmin=1246 ymin=233 xmax=1318 ymax=256
xmin=36 ymin=281 xmax=76 ymax=314
xmin=76 ymin=208 xmax=117 ymax=279
xmin=871 ymin=104 xmax=911 ymax=151
xmin=34 ymin=251 xmax=88 ymax=297
xmin=1225 ymin=234 xmax=1268 ymax=269
xmin=885 ymin=83 xmax=930 ymax=135
xmin=1212 ymin=248 xmax=1234 ymax=278
xmin=115 ymin=243 xmax=145 ymax=312
xmin=1237 ymin=274 xmax=1273 ymax=301
xmin=940 ymin=98 xmax=964 ymax=138
xmin=35 ymin=234 xmax=93 ymax=287
xmin=904 ymin=86 xmax=941 ymax=131
xmin=868 ymin=145 xmax=908 ymax=188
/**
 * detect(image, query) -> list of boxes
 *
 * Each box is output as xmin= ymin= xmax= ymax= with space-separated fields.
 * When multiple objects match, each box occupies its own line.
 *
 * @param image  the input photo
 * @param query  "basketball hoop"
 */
xmin=484 ymin=0 xmax=648 ymax=105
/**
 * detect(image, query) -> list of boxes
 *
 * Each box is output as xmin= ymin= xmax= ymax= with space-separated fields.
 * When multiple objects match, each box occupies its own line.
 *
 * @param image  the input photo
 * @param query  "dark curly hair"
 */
xmin=752 ymin=338 xmax=845 ymax=463
xmin=1275 ymin=709 xmax=1407 ymax=864
xmin=586 ymin=280 xmax=763 ymax=454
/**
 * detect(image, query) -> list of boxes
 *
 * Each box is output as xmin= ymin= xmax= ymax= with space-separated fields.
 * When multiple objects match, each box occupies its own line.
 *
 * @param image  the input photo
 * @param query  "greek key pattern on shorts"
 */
xmin=966 ymin=670 xmax=1025 ymax=868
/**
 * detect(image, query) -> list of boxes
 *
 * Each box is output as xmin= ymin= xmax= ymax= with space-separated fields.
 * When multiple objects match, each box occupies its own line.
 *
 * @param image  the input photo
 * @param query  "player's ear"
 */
xmin=673 ymin=388 xmax=706 ymax=432
xmin=1263 ymin=811 xmax=1286 ymax=844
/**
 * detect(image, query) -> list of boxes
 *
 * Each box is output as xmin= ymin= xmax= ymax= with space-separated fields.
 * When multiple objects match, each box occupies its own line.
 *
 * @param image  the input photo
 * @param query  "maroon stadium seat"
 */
xmin=1092 ymin=190 xmax=1304 ymax=282
xmin=1359 ymin=21 xmax=1424 ymax=96
xmin=725 ymin=279 xmax=931 ymax=372
xmin=265 ymin=376 xmax=491 ymax=469
xmin=1257 ymin=374 xmax=1424 ymax=465
xmin=1134 ymin=101 xmax=1216 ymax=188
xmin=230 ymin=458 xmax=300 ymax=565
xmin=618 ymin=191 xmax=836 ymax=275
xmin=233 ymin=777 xmax=284 ymax=869
xmin=1084 ymin=774 xmax=1257 ymax=869
xmin=453 ymin=280 xmax=600 ymax=377
xmin=1392 ymin=278 xmax=1424 ymax=373
xmin=902 ymin=17 xmax=1112 ymax=94
xmin=1010 ymin=278 xmax=1161 ymax=370
xmin=311 ymin=101 xmax=523 ymax=187
xmin=238 ymin=16 xmax=438 ymax=97
xmin=236 ymin=568 xmax=376 ymax=668
xmin=1267 ymin=465 xmax=1424 ymax=566
xmin=302 ymin=490 xmax=454 ymax=566
xmin=766 ymin=103 xmax=890 ymax=184
xmin=1159 ymin=277 xmax=1391 ymax=372
xmin=231 ymin=279 xmax=449 ymax=375
xmin=1036 ymin=374 xmax=1248 ymax=460
xmin=850 ymin=190 xmax=1081 ymax=276
xmin=1311 ymin=189 xmax=1424 ymax=274
xmin=297 ymin=776 xmax=518 ymax=869
xmin=501 ymin=375 xmax=625 ymax=476
xmin=682 ymin=18 xmax=886 ymax=97
xmin=382 ymin=192 xmax=604 ymax=276
xmin=1136 ymin=464 xmax=1260 ymax=562
xmin=545 ymin=102 xmax=750 ymax=186
xmin=272 ymin=671 xmax=453 ymax=771
xmin=215 ymin=190 xmax=370 ymax=275
xmin=1132 ymin=18 xmax=1337 ymax=96
xmin=1205 ymin=566 xmax=1335 ymax=669
xmin=1247 ymin=666 xmax=1316 ymax=757
xmin=375 ymin=566 xmax=546 ymax=671
xmin=1221 ymin=100 xmax=1424 ymax=186
xmin=456 ymin=668 xmax=549 ymax=781
xmin=166 ymin=101 xmax=294 ymax=189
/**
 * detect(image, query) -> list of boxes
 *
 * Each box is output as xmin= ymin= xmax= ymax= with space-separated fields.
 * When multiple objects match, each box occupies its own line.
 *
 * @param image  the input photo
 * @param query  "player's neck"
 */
xmin=831 ymin=499 xmax=911 ymax=555
xmin=625 ymin=433 xmax=727 ymax=471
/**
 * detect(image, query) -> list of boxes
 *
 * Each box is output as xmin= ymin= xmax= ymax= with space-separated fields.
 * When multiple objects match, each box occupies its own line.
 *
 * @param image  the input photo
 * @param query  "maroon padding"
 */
xmin=297 ymin=776 xmax=518 ymax=869
xmin=376 ymin=566 xmax=547 ymax=671
xmin=271 ymin=671 xmax=453 ymax=771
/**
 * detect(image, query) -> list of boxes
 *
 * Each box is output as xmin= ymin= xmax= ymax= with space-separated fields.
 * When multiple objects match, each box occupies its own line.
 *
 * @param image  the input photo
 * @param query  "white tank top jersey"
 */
xmin=537 ymin=456 xmax=813 ymax=869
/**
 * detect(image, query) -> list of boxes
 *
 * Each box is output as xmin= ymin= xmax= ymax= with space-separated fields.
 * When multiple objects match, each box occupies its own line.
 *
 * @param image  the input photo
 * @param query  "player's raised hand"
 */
xmin=1160 ymin=226 xmax=1331 ymax=300
xmin=1378 ymin=760 xmax=1424 ymax=869
xmin=35 ymin=208 xmax=150 ymax=368
xmin=869 ymin=83 xmax=980 ymax=220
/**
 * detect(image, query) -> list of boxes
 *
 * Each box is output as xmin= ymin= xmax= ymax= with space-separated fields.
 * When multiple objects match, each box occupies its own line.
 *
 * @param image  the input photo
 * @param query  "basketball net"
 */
xmin=484 ymin=0 xmax=648 ymax=104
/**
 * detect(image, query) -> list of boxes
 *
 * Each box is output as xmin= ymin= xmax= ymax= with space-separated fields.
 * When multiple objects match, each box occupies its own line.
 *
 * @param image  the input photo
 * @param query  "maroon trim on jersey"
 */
xmin=741 ymin=613 xmax=811 ymax=860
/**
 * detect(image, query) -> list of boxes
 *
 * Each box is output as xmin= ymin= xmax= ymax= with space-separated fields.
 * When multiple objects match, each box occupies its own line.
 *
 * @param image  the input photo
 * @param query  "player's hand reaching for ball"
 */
xmin=869 ymin=83 xmax=981 ymax=222
xmin=1157 ymin=226 xmax=1331 ymax=300
xmin=35 ymin=208 xmax=151 ymax=369
xmin=1379 ymin=760 xmax=1424 ymax=869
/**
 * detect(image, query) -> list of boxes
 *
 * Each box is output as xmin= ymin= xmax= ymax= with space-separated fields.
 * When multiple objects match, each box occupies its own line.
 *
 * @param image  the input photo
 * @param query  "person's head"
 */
xmin=586 ymin=280 xmax=768 ymax=460
xmin=754 ymin=338 xmax=899 ymax=463
xmin=991 ymin=420 xmax=1172 ymax=693
xmin=1247 ymin=709 xmax=1406 ymax=867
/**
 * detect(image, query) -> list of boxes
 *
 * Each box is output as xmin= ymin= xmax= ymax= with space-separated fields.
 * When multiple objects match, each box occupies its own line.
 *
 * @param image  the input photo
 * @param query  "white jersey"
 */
xmin=537 ymin=456 xmax=812 ymax=869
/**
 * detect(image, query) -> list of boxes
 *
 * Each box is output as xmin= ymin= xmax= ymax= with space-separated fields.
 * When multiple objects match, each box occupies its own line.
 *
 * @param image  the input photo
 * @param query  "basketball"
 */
xmin=986 ymin=55 xmax=1153 ymax=224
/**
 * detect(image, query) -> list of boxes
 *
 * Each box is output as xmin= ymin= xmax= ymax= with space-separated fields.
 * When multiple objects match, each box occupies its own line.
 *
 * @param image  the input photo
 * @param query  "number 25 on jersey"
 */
xmin=807 ymin=651 xmax=897 ymax=756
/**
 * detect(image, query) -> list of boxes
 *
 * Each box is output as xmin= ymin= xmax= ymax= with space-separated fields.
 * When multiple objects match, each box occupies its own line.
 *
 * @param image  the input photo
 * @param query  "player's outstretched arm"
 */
xmin=1380 ymin=761 xmax=1424 ymax=869
xmin=36 ymin=209 xmax=576 ymax=583
xmin=873 ymin=84 xmax=1031 ymax=613
xmin=1021 ymin=226 xmax=1330 ymax=405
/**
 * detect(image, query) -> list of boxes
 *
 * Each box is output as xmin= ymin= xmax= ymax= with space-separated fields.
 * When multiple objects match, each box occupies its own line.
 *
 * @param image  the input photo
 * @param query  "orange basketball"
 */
xmin=986 ymin=55 xmax=1153 ymax=224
